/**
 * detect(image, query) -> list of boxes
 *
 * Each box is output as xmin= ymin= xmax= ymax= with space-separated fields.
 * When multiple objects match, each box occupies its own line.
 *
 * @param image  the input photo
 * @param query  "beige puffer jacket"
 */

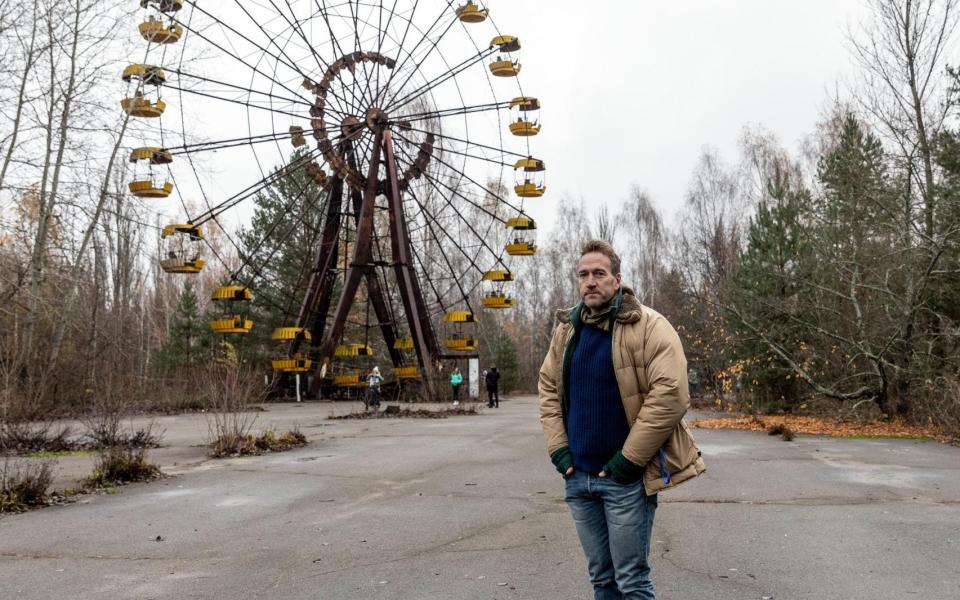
xmin=538 ymin=289 xmax=706 ymax=495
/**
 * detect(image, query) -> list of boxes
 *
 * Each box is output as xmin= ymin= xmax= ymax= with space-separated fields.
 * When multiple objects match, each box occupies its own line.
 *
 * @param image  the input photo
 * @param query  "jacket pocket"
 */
xmin=648 ymin=421 xmax=701 ymax=482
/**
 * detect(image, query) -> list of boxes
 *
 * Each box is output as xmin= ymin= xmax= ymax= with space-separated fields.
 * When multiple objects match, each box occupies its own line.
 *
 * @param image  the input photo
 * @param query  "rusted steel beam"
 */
xmin=292 ymin=175 xmax=344 ymax=353
xmin=383 ymin=130 xmax=438 ymax=399
xmin=343 ymin=141 xmax=403 ymax=367
xmin=309 ymin=132 xmax=384 ymax=397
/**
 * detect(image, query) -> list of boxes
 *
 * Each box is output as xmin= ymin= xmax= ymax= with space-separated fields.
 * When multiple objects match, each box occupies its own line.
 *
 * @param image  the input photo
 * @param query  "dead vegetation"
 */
xmin=0 ymin=420 xmax=79 ymax=454
xmin=766 ymin=422 xmax=796 ymax=441
xmin=329 ymin=405 xmax=482 ymax=420
xmin=1 ymin=458 xmax=54 ymax=512
xmin=84 ymin=447 xmax=162 ymax=488
xmin=203 ymin=365 xmax=306 ymax=457
xmin=209 ymin=428 xmax=308 ymax=458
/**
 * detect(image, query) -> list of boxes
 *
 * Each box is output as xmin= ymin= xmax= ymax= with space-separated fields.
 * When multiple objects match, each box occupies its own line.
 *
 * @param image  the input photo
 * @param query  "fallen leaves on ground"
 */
xmin=692 ymin=414 xmax=951 ymax=443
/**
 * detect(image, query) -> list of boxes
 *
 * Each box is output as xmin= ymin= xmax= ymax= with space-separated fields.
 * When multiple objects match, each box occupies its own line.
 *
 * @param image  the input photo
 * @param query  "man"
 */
xmin=485 ymin=366 xmax=500 ymax=408
xmin=539 ymin=240 xmax=706 ymax=600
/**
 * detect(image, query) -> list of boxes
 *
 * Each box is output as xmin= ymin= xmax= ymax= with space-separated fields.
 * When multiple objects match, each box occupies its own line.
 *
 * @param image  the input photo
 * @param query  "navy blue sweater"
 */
xmin=567 ymin=324 xmax=630 ymax=474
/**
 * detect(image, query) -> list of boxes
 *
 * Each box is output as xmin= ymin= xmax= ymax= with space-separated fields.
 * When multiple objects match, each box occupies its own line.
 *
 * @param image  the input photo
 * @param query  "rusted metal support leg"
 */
xmin=344 ymin=141 xmax=403 ymax=368
xmin=308 ymin=132 xmax=384 ymax=397
xmin=294 ymin=175 xmax=345 ymax=350
xmin=383 ymin=130 xmax=439 ymax=399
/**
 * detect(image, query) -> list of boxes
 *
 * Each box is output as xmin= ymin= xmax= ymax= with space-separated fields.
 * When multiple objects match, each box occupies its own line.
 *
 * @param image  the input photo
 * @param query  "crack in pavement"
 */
xmin=655 ymin=530 xmax=764 ymax=595
xmin=305 ymin=508 xmax=560 ymax=578
xmin=0 ymin=552 xmax=165 ymax=561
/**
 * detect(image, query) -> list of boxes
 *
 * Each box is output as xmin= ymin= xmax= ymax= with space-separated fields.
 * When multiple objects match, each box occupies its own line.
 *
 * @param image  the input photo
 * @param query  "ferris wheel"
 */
xmin=122 ymin=0 xmax=544 ymax=398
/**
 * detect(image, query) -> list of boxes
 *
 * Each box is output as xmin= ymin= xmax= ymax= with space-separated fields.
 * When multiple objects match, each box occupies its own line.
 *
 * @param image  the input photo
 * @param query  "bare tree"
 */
xmin=617 ymin=186 xmax=666 ymax=304
xmin=850 ymin=0 xmax=958 ymax=237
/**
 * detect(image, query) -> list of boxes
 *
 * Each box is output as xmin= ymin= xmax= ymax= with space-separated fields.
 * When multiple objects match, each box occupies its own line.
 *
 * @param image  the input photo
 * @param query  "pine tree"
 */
xmin=237 ymin=150 xmax=328 ymax=361
xmin=730 ymin=162 xmax=812 ymax=408
xmin=492 ymin=329 xmax=520 ymax=392
xmin=157 ymin=281 xmax=211 ymax=372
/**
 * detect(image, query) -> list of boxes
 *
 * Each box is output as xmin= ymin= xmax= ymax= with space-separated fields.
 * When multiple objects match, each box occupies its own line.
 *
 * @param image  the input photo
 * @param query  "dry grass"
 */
xmin=85 ymin=447 xmax=161 ymax=488
xmin=1 ymin=458 xmax=54 ymax=512
xmin=0 ymin=420 xmax=79 ymax=454
xmin=209 ymin=427 xmax=308 ymax=458
xmin=200 ymin=365 xmax=305 ymax=458
xmin=329 ymin=405 xmax=482 ymax=420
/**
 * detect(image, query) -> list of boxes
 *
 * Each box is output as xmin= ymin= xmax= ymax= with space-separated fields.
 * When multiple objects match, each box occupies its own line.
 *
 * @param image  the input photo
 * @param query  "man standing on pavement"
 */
xmin=538 ymin=240 xmax=706 ymax=600
xmin=485 ymin=366 xmax=500 ymax=408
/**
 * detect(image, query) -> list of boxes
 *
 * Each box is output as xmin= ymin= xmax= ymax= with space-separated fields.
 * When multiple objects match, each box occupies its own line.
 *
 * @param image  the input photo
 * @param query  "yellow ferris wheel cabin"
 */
xmin=128 ymin=147 xmax=173 ymax=198
xmin=455 ymin=2 xmax=488 ymax=23
xmin=160 ymin=224 xmax=204 ymax=273
xmin=509 ymin=97 xmax=541 ymax=137
xmin=514 ymin=157 xmax=546 ymax=198
xmin=505 ymin=216 xmax=538 ymax=255
xmin=489 ymin=36 xmax=521 ymax=77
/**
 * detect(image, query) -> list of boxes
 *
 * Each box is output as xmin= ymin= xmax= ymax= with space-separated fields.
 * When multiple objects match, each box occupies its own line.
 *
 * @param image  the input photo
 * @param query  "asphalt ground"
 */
xmin=1 ymin=395 xmax=958 ymax=599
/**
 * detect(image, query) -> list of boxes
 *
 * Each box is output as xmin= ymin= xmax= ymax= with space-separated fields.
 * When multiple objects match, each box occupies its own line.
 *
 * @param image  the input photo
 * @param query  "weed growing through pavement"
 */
xmin=209 ymin=427 xmax=308 ymax=458
xmin=84 ymin=447 xmax=162 ymax=488
xmin=1 ymin=458 xmax=54 ymax=512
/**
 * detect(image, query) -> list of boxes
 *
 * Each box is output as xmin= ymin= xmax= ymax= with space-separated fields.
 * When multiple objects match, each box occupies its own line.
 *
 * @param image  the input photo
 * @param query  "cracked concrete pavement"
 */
xmin=1 ymin=395 xmax=959 ymax=599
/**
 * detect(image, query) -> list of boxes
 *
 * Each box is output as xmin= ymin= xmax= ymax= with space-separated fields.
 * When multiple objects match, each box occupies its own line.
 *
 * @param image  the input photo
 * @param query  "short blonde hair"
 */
xmin=580 ymin=240 xmax=621 ymax=275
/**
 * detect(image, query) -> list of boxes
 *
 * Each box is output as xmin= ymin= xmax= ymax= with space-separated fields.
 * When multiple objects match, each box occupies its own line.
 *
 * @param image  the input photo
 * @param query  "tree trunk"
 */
xmin=0 ymin=1 xmax=39 ymax=191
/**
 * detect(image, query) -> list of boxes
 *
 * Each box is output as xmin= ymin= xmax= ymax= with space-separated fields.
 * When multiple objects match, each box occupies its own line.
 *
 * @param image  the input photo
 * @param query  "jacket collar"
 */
xmin=555 ymin=286 xmax=644 ymax=326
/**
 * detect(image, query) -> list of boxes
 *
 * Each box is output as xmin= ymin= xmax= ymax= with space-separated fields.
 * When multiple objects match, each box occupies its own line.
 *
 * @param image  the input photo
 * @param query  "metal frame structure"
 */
xmin=121 ymin=1 xmax=544 ymax=399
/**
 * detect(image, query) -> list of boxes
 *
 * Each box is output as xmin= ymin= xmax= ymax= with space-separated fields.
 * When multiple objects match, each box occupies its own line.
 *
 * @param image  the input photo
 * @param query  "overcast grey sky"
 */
xmin=495 ymin=0 xmax=872 ymax=232
xmin=161 ymin=1 xmax=875 ymax=239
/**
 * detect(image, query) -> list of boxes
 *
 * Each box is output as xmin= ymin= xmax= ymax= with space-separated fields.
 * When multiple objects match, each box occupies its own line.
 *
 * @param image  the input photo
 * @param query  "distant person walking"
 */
xmin=539 ymin=240 xmax=706 ymax=600
xmin=485 ymin=366 xmax=500 ymax=408
xmin=450 ymin=366 xmax=463 ymax=405
xmin=366 ymin=366 xmax=383 ymax=410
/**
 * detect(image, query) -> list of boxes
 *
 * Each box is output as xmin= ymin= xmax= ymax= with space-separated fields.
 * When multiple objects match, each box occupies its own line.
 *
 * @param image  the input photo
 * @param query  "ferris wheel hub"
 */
xmin=365 ymin=107 xmax=388 ymax=132
xmin=340 ymin=116 xmax=364 ymax=141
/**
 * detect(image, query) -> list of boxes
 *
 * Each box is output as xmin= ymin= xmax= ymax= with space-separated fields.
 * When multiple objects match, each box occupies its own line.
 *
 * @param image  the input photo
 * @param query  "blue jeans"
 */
xmin=564 ymin=471 xmax=658 ymax=600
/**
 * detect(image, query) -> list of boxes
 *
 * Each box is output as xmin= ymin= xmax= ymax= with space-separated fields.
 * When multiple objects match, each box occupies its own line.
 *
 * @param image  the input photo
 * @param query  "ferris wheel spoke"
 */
xmin=370 ymin=0 xmax=419 ymax=107
xmin=233 ymin=172 xmax=333 ymax=286
xmin=391 ymin=100 xmax=507 ymax=122
xmin=163 ymin=130 xmax=307 ymax=156
xmin=396 ymin=134 xmax=523 ymax=218
xmin=176 ymin=2 xmax=315 ymax=104
xmin=378 ymin=1 xmax=456 ymax=110
xmin=273 ymin=0 xmax=369 ymax=118
xmin=351 ymin=1 xmax=396 ymax=110
xmin=162 ymin=82 xmax=312 ymax=121
xmin=192 ymin=149 xmax=322 ymax=226
xmin=385 ymin=47 xmax=496 ymax=114
xmin=367 ymin=0 xmax=400 ymax=105
xmin=401 ymin=123 xmax=529 ymax=159
xmin=406 ymin=229 xmax=448 ymax=315
xmin=393 ymin=143 xmax=505 ymax=269
xmin=314 ymin=0 xmax=370 ymax=111
xmin=403 ymin=184 xmax=480 ymax=313
xmin=171 ymin=68 xmax=313 ymax=110
xmin=268 ymin=0 xmax=348 ymax=103
xmin=393 ymin=132 xmax=525 ymax=219
xmin=226 ymin=0 xmax=321 ymax=78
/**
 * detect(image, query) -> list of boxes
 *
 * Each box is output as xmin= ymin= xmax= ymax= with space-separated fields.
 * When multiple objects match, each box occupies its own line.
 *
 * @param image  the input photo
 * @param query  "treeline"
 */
xmin=1 ymin=1 xmax=959 ymax=436
xmin=491 ymin=1 xmax=960 ymax=435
